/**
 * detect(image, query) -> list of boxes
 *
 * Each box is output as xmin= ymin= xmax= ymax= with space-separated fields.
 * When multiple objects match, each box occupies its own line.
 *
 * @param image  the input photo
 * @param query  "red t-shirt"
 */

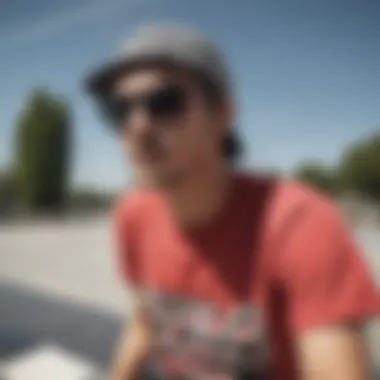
xmin=114 ymin=173 xmax=379 ymax=380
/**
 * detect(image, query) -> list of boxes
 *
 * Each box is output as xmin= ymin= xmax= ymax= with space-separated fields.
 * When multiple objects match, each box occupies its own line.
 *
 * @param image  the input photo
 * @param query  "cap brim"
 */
xmin=84 ymin=58 xmax=136 ymax=96
xmin=85 ymin=55 xmax=192 ymax=97
xmin=84 ymin=53 xmax=220 ymax=98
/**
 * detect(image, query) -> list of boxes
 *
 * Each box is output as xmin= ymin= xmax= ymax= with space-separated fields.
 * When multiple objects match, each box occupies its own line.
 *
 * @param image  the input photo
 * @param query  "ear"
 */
xmin=218 ymin=97 xmax=235 ymax=135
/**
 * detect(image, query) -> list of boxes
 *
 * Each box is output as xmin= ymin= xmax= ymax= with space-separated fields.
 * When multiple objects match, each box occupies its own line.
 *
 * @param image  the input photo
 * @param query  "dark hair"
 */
xmin=195 ymin=73 xmax=243 ymax=164
xmin=221 ymin=130 xmax=243 ymax=163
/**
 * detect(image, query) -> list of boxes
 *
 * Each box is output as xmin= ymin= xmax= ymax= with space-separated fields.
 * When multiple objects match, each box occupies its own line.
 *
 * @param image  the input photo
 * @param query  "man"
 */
xmin=86 ymin=24 xmax=379 ymax=380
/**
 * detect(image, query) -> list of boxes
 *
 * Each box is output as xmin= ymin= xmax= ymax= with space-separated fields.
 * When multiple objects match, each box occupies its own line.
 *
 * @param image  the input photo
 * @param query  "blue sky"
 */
xmin=0 ymin=0 xmax=379 ymax=191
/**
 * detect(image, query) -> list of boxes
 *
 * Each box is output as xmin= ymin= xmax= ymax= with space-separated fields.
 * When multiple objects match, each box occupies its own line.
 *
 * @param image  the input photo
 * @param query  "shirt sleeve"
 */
xmin=113 ymin=195 xmax=142 ymax=286
xmin=278 ymin=200 xmax=380 ymax=334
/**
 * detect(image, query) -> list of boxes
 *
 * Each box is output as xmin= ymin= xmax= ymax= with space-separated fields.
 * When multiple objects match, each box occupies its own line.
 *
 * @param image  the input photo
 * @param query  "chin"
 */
xmin=135 ymin=170 xmax=164 ymax=189
xmin=134 ymin=174 xmax=158 ymax=189
xmin=136 ymin=168 xmax=182 ymax=191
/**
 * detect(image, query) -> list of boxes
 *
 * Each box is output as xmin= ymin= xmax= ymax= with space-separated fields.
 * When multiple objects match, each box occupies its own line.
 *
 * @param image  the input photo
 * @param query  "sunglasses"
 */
xmin=101 ymin=83 xmax=189 ymax=128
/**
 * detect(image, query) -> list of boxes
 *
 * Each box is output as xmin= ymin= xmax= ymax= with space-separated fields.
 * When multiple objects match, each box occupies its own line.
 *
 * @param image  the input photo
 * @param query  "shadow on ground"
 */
xmin=0 ymin=280 xmax=122 ymax=367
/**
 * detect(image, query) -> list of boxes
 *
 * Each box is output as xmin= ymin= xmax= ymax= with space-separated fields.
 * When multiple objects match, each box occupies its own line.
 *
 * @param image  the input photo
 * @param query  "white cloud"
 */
xmin=0 ymin=0 xmax=144 ymax=48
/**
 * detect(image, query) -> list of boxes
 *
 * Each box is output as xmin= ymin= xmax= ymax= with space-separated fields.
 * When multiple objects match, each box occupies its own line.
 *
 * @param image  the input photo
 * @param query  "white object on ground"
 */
xmin=0 ymin=343 xmax=101 ymax=380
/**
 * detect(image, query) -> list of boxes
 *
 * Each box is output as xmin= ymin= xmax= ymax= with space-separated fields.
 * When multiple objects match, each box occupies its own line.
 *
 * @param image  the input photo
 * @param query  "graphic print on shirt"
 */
xmin=143 ymin=289 xmax=273 ymax=380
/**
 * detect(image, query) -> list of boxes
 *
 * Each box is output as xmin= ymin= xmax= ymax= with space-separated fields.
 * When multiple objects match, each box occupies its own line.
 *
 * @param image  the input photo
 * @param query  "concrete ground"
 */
xmin=0 ymin=216 xmax=129 ymax=313
xmin=0 ymin=216 xmax=379 ymax=376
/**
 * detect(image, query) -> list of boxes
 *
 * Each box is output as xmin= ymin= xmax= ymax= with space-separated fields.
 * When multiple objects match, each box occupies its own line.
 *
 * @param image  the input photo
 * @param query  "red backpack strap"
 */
xmin=257 ymin=179 xmax=311 ymax=292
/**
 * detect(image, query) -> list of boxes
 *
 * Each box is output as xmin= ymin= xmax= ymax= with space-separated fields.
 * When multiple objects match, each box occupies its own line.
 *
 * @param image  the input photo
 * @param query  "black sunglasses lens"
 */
xmin=148 ymin=86 xmax=187 ymax=118
xmin=102 ymin=96 xmax=130 ymax=126
xmin=100 ymin=85 xmax=187 ymax=128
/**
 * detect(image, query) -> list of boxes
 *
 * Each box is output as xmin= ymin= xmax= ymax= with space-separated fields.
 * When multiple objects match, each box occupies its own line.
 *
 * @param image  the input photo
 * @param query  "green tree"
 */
xmin=0 ymin=169 xmax=13 ymax=194
xmin=294 ymin=161 xmax=340 ymax=195
xmin=14 ymin=88 xmax=71 ymax=212
xmin=339 ymin=132 xmax=380 ymax=202
xmin=68 ymin=189 xmax=115 ymax=211
xmin=0 ymin=169 xmax=15 ymax=215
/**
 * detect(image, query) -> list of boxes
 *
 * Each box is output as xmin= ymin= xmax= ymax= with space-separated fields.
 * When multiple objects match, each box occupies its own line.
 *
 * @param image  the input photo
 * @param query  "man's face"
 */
xmin=110 ymin=67 xmax=231 ymax=188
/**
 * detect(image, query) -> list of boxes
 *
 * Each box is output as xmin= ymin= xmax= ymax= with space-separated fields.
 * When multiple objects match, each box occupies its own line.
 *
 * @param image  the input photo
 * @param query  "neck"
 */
xmin=162 ymin=160 xmax=233 ymax=229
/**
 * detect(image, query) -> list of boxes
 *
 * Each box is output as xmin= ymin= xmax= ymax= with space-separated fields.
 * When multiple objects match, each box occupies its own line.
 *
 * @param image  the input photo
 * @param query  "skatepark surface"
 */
xmin=0 ymin=215 xmax=379 ymax=378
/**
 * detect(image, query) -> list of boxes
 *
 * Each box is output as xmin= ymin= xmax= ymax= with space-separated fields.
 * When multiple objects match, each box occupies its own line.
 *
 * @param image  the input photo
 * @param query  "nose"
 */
xmin=124 ymin=106 xmax=154 ymax=135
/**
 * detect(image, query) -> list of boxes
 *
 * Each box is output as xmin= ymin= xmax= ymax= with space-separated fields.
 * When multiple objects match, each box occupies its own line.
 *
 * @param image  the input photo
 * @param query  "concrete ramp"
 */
xmin=0 ymin=281 xmax=122 ymax=367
